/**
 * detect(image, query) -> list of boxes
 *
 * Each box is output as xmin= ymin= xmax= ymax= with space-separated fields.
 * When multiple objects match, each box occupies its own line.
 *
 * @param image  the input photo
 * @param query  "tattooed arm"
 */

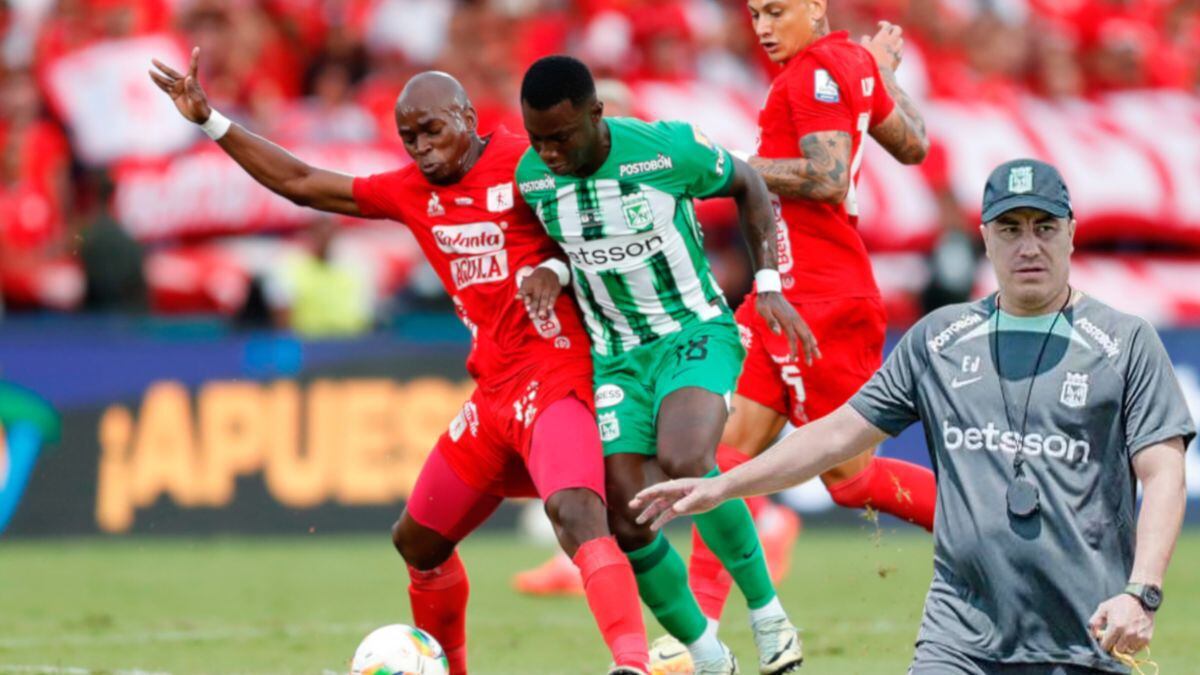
xmin=861 ymin=22 xmax=929 ymax=165
xmin=725 ymin=154 xmax=821 ymax=362
xmin=869 ymin=67 xmax=928 ymax=165
xmin=748 ymin=131 xmax=852 ymax=204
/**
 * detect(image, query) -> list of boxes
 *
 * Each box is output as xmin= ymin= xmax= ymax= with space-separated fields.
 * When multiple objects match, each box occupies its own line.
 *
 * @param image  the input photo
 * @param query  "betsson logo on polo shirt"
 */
xmin=942 ymin=420 xmax=1091 ymax=464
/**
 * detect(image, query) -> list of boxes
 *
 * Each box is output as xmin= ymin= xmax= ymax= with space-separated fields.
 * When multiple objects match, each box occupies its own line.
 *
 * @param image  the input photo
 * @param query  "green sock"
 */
xmin=693 ymin=467 xmax=778 ymax=610
xmin=626 ymin=531 xmax=708 ymax=644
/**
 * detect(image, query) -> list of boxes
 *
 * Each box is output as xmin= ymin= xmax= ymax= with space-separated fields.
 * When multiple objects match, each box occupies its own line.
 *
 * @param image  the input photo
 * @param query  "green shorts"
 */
xmin=593 ymin=317 xmax=745 ymax=457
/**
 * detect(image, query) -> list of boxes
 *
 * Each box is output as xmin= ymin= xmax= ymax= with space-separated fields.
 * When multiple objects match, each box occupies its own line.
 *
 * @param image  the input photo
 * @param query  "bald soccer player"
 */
xmin=150 ymin=51 xmax=650 ymax=674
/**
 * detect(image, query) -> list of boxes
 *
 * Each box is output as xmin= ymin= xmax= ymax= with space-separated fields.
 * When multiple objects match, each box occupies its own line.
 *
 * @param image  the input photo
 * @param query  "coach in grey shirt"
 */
xmin=632 ymin=159 xmax=1194 ymax=673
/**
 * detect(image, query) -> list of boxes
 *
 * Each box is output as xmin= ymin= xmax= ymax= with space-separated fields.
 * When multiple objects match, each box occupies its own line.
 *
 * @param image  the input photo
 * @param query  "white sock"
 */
xmin=686 ymin=619 xmax=724 ymax=663
xmin=749 ymin=596 xmax=786 ymax=625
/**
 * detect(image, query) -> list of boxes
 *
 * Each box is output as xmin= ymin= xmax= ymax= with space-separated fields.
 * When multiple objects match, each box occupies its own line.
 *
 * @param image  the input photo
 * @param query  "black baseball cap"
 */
xmin=981 ymin=159 xmax=1072 ymax=223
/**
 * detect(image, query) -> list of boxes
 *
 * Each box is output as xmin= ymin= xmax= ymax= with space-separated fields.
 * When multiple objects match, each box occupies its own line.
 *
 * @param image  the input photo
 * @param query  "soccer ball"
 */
xmin=350 ymin=624 xmax=449 ymax=675
xmin=649 ymin=635 xmax=694 ymax=675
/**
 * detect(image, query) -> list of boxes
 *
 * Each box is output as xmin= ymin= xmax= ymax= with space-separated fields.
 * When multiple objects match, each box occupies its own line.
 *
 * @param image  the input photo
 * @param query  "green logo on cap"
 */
xmin=1008 ymin=166 xmax=1034 ymax=194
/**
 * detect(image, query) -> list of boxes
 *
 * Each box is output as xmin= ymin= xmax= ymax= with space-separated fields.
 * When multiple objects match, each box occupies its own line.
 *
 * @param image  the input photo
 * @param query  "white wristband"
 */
xmin=755 ymin=269 xmax=782 ymax=293
xmin=200 ymin=109 xmax=232 ymax=141
xmin=537 ymin=258 xmax=570 ymax=287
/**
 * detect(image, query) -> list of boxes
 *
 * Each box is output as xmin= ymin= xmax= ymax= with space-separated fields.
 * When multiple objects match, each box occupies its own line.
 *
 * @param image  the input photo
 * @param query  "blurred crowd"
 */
xmin=2 ymin=0 xmax=1198 ymax=332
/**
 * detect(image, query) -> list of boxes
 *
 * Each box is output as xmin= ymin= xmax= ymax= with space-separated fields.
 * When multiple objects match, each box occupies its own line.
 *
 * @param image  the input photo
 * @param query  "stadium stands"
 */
xmin=2 ymin=0 xmax=1198 ymax=324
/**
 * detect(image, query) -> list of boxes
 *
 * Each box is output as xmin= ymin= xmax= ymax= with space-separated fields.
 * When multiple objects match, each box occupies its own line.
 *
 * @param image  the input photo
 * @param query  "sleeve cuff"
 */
xmin=696 ymin=148 xmax=737 ymax=199
xmin=847 ymin=397 xmax=905 ymax=438
xmin=1129 ymin=426 xmax=1197 ymax=457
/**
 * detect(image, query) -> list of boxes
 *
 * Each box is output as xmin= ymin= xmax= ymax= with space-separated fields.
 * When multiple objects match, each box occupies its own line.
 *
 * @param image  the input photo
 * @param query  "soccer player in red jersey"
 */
xmin=150 ymin=52 xmax=650 ymax=675
xmin=686 ymin=0 xmax=940 ymax=622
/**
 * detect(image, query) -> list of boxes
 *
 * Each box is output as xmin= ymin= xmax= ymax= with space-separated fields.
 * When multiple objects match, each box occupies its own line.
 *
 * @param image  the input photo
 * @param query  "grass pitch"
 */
xmin=1 ymin=528 xmax=1197 ymax=674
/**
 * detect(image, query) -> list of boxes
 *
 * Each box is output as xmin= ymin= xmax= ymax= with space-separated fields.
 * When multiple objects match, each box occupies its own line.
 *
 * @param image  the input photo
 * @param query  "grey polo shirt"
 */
xmin=850 ymin=294 xmax=1195 ymax=672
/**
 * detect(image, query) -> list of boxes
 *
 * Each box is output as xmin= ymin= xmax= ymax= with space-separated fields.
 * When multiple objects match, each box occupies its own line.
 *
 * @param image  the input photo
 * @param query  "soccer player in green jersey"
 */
xmin=515 ymin=56 xmax=815 ymax=675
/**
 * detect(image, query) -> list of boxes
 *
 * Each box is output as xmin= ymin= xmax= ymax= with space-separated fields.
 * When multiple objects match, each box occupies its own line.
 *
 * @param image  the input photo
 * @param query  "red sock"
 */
xmin=408 ymin=552 xmax=469 ymax=675
xmin=686 ymin=444 xmax=764 ymax=620
xmin=573 ymin=536 xmax=650 ymax=670
xmin=688 ymin=526 xmax=732 ymax=620
xmin=826 ymin=457 xmax=936 ymax=531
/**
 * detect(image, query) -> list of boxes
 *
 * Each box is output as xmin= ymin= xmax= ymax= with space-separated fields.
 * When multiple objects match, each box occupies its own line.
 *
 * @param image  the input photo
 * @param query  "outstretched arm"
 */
xmin=149 ymin=47 xmax=362 ymax=216
xmin=861 ymin=22 xmax=929 ymax=165
xmin=631 ymin=404 xmax=887 ymax=529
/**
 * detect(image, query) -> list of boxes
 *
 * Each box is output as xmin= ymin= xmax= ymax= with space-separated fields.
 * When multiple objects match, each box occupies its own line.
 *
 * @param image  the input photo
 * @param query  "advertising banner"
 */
xmin=2 ymin=320 xmax=1197 ymax=535
xmin=1 ymin=322 xmax=474 ymax=536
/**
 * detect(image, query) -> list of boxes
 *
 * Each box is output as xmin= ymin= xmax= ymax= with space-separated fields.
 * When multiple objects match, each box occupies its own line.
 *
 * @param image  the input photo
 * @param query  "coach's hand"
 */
xmin=1089 ymin=594 xmax=1154 ymax=656
xmin=757 ymin=291 xmax=821 ymax=366
xmin=149 ymin=47 xmax=212 ymax=124
xmin=630 ymin=477 xmax=728 ymax=531
xmin=861 ymin=21 xmax=904 ymax=72
xmin=518 ymin=266 xmax=563 ymax=321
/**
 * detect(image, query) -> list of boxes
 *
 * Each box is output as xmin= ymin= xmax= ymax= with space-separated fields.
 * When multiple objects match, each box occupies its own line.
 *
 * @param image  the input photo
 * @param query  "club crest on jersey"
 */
xmin=1009 ymin=166 xmax=1034 ymax=194
xmin=427 ymin=192 xmax=445 ymax=217
xmin=1060 ymin=372 xmax=1089 ymax=408
xmin=487 ymin=182 xmax=514 ymax=212
xmin=620 ymin=192 xmax=655 ymax=231
xmin=598 ymin=411 xmax=621 ymax=441
xmin=814 ymin=69 xmax=840 ymax=103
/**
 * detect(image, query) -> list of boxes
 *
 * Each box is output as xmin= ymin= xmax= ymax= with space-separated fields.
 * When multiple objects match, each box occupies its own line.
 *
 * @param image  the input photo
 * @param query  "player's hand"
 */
xmin=756 ymin=291 xmax=821 ymax=366
xmin=518 ymin=266 xmax=563 ymax=321
xmin=1088 ymin=594 xmax=1155 ymax=656
xmin=630 ymin=477 xmax=729 ymax=531
xmin=861 ymin=21 xmax=904 ymax=72
xmin=148 ymin=46 xmax=213 ymax=125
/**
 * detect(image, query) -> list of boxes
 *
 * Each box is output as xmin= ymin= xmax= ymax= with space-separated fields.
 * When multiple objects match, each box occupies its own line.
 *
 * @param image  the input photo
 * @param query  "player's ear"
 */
xmin=590 ymin=97 xmax=604 ymax=124
xmin=808 ymin=0 xmax=828 ymax=22
xmin=979 ymin=223 xmax=992 ymax=259
xmin=464 ymin=105 xmax=478 ymax=133
xmin=1066 ymin=216 xmax=1077 ymax=252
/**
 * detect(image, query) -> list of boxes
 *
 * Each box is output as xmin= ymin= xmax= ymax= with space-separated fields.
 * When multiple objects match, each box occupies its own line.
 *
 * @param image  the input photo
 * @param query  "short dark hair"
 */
xmin=520 ymin=55 xmax=596 ymax=111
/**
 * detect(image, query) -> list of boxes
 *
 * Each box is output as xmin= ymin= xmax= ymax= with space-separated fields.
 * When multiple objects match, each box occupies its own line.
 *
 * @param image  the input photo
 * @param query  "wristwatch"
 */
xmin=1124 ymin=583 xmax=1163 ymax=612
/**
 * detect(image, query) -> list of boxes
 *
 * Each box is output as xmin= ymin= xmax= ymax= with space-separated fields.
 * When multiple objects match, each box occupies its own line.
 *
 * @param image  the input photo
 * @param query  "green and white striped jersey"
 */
xmin=516 ymin=117 xmax=735 ymax=357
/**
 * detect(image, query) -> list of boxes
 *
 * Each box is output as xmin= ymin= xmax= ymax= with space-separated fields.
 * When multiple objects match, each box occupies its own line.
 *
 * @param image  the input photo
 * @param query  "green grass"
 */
xmin=1 ymin=529 xmax=1197 ymax=674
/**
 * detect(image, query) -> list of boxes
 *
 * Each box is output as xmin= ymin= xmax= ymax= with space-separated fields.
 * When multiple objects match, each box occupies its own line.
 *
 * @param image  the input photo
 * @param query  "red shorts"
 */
xmin=734 ymin=294 xmax=886 ymax=426
xmin=434 ymin=361 xmax=598 ymax=498
xmin=406 ymin=362 xmax=604 ymax=541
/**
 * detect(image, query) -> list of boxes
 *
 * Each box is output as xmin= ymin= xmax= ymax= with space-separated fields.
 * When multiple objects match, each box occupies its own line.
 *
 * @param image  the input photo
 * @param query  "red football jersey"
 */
xmin=757 ymin=31 xmax=895 ymax=302
xmin=353 ymin=129 xmax=592 ymax=383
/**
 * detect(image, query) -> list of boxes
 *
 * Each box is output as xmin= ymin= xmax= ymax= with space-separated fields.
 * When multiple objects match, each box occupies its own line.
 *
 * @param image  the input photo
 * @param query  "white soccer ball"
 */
xmin=649 ymin=634 xmax=694 ymax=675
xmin=350 ymin=624 xmax=449 ymax=675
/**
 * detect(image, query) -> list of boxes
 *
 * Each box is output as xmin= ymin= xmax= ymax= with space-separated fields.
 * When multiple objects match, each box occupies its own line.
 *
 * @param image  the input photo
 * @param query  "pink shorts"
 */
xmin=406 ymin=394 xmax=605 ymax=542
